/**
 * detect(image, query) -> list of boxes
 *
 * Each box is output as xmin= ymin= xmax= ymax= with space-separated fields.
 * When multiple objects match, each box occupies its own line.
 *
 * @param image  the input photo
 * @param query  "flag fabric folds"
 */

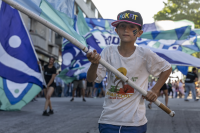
xmin=136 ymin=20 xmax=200 ymax=74
xmin=136 ymin=20 xmax=200 ymax=55
xmin=13 ymin=0 xmax=86 ymax=47
xmin=143 ymin=46 xmax=200 ymax=67
xmin=60 ymin=8 xmax=102 ymax=83
xmin=85 ymin=18 xmax=119 ymax=48
xmin=0 ymin=1 xmax=43 ymax=110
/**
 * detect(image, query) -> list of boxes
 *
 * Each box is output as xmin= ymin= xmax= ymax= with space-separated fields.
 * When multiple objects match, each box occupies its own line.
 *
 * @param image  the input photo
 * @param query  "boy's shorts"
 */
xmin=99 ymin=123 xmax=147 ymax=133
xmin=95 ymin=82 xmax=103 ymax=88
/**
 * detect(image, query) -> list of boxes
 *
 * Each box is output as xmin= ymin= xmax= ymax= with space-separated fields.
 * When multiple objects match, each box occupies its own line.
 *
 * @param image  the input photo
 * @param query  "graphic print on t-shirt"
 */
xmin=106 ymin=67 xmax=138 ymax=99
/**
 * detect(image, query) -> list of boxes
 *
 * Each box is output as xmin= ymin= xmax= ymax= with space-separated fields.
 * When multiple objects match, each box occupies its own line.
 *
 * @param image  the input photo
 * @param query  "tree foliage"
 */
xmin=154 ymin=0 xmax=200 ymax=28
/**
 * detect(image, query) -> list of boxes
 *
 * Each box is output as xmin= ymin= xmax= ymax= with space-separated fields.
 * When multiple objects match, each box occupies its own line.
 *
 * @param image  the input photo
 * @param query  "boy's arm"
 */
xmin=87 ymin=64 xmax=98 ymax=82
xmin=86 ymin=50 xmax=101 ymax=82
xmin=145 ymin=67 xmax=172 ymax=102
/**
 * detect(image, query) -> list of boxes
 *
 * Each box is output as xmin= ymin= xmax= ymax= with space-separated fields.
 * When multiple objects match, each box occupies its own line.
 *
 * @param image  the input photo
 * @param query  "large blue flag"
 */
xmin=60 ymin=8 xmax=102 ymax=83
xmin=85 ymin=18 xmax=200 ymax=75
xmin=0 ymin=1 xmax=43 ymax=110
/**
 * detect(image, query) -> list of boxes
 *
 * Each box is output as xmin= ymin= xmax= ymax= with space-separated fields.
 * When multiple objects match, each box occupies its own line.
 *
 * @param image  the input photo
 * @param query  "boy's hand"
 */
xmin=86 ymin=50 xmax=101 ymax=65
xmin=143 ymin=89 xmax=158 ymax=102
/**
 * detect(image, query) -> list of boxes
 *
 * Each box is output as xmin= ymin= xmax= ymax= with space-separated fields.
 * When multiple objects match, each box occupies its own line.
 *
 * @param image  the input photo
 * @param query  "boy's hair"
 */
xmin=192 ymin=67 xmax=197 ymax=72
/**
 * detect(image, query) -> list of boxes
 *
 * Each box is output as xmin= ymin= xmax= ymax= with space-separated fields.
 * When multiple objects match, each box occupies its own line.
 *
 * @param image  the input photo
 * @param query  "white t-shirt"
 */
xmin=95 ymin=45 xmax=171 ymax=126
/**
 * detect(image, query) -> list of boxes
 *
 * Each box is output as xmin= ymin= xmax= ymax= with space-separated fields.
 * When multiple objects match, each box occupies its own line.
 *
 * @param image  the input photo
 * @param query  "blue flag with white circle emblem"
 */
xmin=0 ymin=1 xmax=43 ymax=110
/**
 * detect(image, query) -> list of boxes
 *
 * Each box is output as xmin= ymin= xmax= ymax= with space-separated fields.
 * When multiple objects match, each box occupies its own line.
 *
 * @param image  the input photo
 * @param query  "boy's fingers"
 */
xmin=86 ymin=52 xmax=92 ymax=58
xmin=94 ymin=54 xmax=99 ymax=59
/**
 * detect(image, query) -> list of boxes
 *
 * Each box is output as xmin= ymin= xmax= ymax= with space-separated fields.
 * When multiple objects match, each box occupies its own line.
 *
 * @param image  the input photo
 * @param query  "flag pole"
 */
xmin=3 ymin=0 xmax=175 ymax=117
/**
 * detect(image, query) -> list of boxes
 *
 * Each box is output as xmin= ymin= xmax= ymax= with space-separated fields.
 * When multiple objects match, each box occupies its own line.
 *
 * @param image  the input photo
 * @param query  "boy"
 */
xmin=87 ymin=10 xmax=172 ymax=133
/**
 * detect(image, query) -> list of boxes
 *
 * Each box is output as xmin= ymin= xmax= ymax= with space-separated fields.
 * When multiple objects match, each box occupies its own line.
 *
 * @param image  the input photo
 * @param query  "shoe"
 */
xmin=48 ymin=109 xmax=54 ymax=114
xmin=148 ymin=103 xmax=152 ymax=109
xmin=184 ymin=99 xmax=189 ymax=101
xmin=195 ymin=99 xmax=199 ymax=101
xmin=83 ymin=98 xmax=86 ymax=102
xmin=70 ymin=98 xmax=74 ymax=102
xmin=42 ymin=110 xmax=49 ymax=116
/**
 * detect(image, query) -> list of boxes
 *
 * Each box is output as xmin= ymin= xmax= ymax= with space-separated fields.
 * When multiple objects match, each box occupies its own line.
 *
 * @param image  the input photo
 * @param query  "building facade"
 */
xmin=21 ymin=0 xmax=102 ymax=67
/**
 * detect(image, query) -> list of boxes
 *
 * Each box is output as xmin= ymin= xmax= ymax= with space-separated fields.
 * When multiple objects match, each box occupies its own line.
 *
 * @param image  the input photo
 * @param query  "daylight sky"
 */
xmin=92 ymin=0 xmax=168 ymax=24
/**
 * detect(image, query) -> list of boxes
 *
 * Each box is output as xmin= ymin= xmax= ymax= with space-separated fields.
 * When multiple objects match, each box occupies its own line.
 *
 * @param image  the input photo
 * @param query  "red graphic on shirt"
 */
xmin=117 ymin=85 xmax=134 ymax=94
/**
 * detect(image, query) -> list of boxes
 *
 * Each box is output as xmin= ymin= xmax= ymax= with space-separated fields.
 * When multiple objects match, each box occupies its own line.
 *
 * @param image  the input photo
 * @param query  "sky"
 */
xmin=92 ymin=0 xmax=168 ymax=24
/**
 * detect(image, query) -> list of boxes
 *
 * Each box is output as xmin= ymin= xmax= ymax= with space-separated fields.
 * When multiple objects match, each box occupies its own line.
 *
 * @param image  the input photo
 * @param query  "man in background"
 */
xmin=184 ymin=67 xmax=199 ymax=101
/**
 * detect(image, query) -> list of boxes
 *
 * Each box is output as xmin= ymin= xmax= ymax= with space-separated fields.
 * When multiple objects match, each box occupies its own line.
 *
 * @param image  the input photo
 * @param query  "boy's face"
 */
xmin=115 ymin=22 xmax=143 ymax=43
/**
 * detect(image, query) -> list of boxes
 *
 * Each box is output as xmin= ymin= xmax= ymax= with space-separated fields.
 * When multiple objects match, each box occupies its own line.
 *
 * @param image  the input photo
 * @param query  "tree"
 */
xmin=154 ymin=0 xmax=200 ymax=28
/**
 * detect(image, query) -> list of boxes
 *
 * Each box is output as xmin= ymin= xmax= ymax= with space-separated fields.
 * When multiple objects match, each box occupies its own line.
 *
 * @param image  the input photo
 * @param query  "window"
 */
xmin=48 ymin=45 xmax=53 ymax=53
xmin=95 ymin=9 xmax=98 ymax=18
xmin=27 ymin=17 xmax=32 ymax=31
xmin=49 ymin=29 xmax=52 ymax=42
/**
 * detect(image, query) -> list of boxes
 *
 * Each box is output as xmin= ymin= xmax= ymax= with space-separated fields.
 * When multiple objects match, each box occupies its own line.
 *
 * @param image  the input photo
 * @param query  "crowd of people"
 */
xmin=35 ymin=74 xmax=108 ymax=100
xmin=35 ymin=56 xmax=199 ymax=116
xmin=148 ymin=67 xmax=199 ymax=109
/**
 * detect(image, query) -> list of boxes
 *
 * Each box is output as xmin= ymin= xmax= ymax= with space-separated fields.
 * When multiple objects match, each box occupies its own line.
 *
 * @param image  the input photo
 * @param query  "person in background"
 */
xmin=55 ymin=71 xmax=63 ymax=97
xmin=160 ymin=83 xmax=168 ymax=107
xmin=99 ymin=81 xmax=105 ymax=98
xmin=64 ymin=83 xmax=72 ymax=97
xmin=70 ymin=79 xmax=86 ymax=102
xmin=42 ymin=56 xmax=57 ymax=116
xmin=178 ymin=80 xmax=184 ymax=98
xmin=147 ymin=79 xmax=156 ymax=109
xmin=167 ymin=79 xmax=173 ymax=98
xmin=93 ymin=81 xmax=103 ymax=98
xmin=184 ymin=67 xmax=199 ymax=101
xmin=102 ymin=77 xmax=107 ymax=96
xmin=175 ymin=80 xmax=179 ymax=98
xmin=172 ymin=81 xmax=176 ymax=98
xmin=82 ymin=79 xmax=87 ymax=97
xmin=86 ymin=80 xmax=93 ymax=97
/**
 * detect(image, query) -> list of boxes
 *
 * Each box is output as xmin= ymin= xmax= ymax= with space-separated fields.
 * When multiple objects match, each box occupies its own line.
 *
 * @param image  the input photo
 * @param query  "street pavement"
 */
xmin=0 ymin=97 xmax=200 ymax=133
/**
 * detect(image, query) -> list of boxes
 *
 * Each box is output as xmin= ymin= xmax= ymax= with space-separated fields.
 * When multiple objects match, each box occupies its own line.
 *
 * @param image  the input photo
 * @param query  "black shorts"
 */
xmin=160 ymin=87 xmax=168 ymax=91
xmin=160 ymin=84 xmax=167 ymax=91
xmin=43 ymin=83 xmax=55 ymax=89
